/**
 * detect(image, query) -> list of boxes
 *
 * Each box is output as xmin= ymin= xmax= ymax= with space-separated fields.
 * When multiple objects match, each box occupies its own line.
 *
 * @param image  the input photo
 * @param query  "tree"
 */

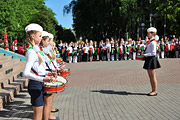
xmin=34 ymin=6 xmax=58 ymax=42
xmin=56 ymin=25 xmax=76 ymax=43
xmin=157 ymin=0 xmax=180 ymax=36
xmin=0 ymin=0 xmax=65 ymax=43
xmin=0 ymin=0 xmax=45 ymax=42
xmin=64 ymin=0 xmax=180 ymax=41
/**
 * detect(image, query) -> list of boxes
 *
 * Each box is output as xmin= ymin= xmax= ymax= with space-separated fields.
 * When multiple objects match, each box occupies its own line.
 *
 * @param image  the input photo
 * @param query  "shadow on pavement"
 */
xmin=0 ymin=89 xmax=33 ymax=119
xmin=91 ymin=90 xmax=148 ymax=96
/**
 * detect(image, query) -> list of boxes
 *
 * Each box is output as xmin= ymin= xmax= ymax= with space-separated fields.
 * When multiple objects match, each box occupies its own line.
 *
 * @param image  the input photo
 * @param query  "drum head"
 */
xmin=56 ymin=76 xmax=67 ymax=84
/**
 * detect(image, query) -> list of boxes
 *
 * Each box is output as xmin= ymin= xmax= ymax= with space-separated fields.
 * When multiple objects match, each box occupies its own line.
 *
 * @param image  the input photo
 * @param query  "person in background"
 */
xmin=67 ymin=43 xmax=73 ymax=63
xmin=106 ymin=38 xmax=111 ymax=61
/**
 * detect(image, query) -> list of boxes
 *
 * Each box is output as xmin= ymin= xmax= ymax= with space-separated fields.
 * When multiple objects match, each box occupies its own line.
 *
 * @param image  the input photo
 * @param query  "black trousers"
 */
xmin=78 ymin=54 xmax=82 ymax=62
xmin=83 ymin=53 xmax=88 ymax=62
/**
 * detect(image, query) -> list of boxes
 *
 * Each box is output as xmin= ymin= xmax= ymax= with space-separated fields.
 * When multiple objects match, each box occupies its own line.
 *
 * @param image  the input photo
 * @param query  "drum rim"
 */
xmin=44 ymin=84 xmax=64 ymax=88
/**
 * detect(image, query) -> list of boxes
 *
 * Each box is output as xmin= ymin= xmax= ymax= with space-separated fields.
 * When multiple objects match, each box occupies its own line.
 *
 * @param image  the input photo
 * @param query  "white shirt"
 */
xmin=126 ymin=44 xmax=131 ymax=48
xmin=67 ymin=47 xmax=73 ymax=53
xmin=73 ymin=47 xmax=78 ymax=51
xmin=24 ymin=47 xmax=48 ymax=82
xmin=106 ymin=43 xmax=111 ymax=52
xmin=144 ymin=38 xmax=156 ymax=57
xmin=58 ymin=43 xmax=63 ymax=49
xmin=13 ymin=43 xmax=18 ymax=51
xmin=83 ymin=46 xmax=89 ymax=53
xmin=89 ymin=45 xmax=94 ymax=53
xmin=119 ymin=45 xmax=124 ymax=54
xmin=48 ymin=47 xmax=59 ymax=71
xmin=43 ymin=47 xmax=56 ymax=71
xmin=140 ymin=44 xmax=145 ymax=51
xmin=102 ymin=45 xmax=106 ymax=50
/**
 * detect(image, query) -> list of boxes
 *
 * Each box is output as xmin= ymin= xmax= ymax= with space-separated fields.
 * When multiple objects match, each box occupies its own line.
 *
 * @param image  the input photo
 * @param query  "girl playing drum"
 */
xmin=24 ymin=24 xmax=54 ymax=120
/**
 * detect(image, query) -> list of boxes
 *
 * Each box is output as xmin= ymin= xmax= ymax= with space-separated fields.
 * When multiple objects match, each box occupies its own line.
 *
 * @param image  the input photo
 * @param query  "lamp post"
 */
xmin=149 ymin=0 xmax=152 ymax=27
xmin=150 ymin=13 xmax=153 ymax=27
xmin=141 ymin=23 xmax=145 ymax=40
xmin=164 ymin=15 xmax=166 ymax=36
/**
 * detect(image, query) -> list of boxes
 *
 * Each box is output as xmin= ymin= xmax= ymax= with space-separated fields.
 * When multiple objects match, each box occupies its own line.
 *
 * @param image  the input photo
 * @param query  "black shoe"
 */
xmin=51 ymin=108 xmax=59 ymax=113
xmin=147 ymin=93 xmax=157 ymax=96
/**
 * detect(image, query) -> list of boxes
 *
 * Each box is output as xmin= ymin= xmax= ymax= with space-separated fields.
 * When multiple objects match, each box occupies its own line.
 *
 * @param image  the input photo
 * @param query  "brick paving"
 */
xmin=0 ymin=58 xmax=180 ymax=120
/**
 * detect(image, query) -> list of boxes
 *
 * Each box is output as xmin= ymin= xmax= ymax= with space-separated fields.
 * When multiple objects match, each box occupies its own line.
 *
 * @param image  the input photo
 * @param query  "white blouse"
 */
xmin=106 ymin=43 xmax=111 ymax=52
xmin=144 ymin=38 xmax=156 ymax=57
xmin=83 ymin=46 xmax=89 ymax=53
xmin=119 ymin=45 xmax=124 ymax=53
xmin=89 ymin=45 xmax=94 ymax=53
xmin=67 ymin=47 xmax=73 ymax=53
xmin=43 ymin=46 xmax=58 ymax=72
xmin=24 ymin=47 xmax=48 ymax=82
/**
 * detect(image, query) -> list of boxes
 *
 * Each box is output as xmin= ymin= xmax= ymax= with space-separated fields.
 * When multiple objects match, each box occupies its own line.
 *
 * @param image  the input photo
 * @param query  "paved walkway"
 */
xmin=0 ymin=59 xmax=180 ymax=120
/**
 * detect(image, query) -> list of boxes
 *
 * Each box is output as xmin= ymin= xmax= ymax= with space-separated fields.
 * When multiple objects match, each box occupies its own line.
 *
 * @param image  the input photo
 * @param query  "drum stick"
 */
xmin=53 ymin=80 xmax=64 ymax=84
xmin=45 ymin=62 xmax=56 ymax=79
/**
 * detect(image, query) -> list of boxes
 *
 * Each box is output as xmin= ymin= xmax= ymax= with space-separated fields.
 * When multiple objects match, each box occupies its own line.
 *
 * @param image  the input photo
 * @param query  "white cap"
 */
xmin=49 ymin=33 xmax=54 ymax=39
xmin=25 ymin=23 xmax=43 ymax=33
xmin=42 ymin=31 xmax=50 ymax=37
xmin=155 ymin=35 xmax=159 ymax=41
xmin=147 ymin=27 xmax=157 ymax=33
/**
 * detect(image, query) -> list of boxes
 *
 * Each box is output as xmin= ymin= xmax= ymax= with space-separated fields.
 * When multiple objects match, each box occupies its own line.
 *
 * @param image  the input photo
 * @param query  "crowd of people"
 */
xmin=0 ymin=39 xmax=26 ymax=55
xmin=1 ymin=34 xmax=180 ymax=63
xmin=56 ymin=35 xmax=180 ymax=63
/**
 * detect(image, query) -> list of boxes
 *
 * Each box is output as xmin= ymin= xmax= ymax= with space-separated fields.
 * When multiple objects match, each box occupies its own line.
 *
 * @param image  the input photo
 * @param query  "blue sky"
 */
xmin=45 ymin=0 xmax=73 ymax=28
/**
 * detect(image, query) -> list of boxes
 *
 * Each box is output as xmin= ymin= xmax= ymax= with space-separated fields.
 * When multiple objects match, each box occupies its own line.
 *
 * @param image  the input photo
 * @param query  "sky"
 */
xmin=45 ymin=0 xmax=73 ymax=29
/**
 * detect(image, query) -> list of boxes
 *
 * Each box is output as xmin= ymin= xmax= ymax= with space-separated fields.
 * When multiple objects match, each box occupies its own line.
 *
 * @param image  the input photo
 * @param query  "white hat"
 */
xmin=49 ymin=33 xmax=54 ymax=39
xmin=25 ymin=23 xmax=43 ymax=33
xmin=42 ymin=31 xmax=50 ymax=37
xmin=147 ymin=27 xmax=157 ymax=33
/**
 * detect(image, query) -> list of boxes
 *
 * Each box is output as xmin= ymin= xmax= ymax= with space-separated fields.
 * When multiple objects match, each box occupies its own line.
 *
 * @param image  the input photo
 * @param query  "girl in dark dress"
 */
xmin=142 ymin=27 xmax=161 ymax=96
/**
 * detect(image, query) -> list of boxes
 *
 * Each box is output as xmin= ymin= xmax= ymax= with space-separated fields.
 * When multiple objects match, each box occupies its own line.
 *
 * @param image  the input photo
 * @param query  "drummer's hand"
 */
xmin=141 ymin=53 xmax=144 ymax=56
xmin=60 ymin=64 xmax=65 ymax=69
xmin=60 ymin=61 xmax=65 ymax=65
xmin=57 ymin=68 xmax=63 ymax=73
xmin=43 ymin=76 xmax=52 ymax=83
xmin=48 ymin=72 xmax=57 ymax=76
xmin=50 ymin=76 xmax=55 ymax=82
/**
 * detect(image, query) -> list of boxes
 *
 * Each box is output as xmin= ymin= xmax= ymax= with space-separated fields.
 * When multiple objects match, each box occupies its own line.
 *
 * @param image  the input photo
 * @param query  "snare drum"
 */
xmin=136 ymin=55 xmax=145 ymax=60
xmin=44 ymin=76 xmax=67 ymax=93
xmin=56 ymin=58 xmax=62 ymax=64
xmin=60 ymin=68 xmax=71 ymax=77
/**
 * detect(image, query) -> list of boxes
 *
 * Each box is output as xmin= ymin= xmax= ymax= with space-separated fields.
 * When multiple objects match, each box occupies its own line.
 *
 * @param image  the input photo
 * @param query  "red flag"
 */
xmin=4 ymin=28 xmax=7 ymax=42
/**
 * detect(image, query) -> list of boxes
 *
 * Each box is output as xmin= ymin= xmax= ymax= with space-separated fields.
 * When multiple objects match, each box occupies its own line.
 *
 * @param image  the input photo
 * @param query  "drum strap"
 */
xmin=47 ymin=54 xmax=57 ymax=70
xmin=51 ymin=61 xmax=57 ymax=70
xmin=45 ymin=62 xmax=53 ymax=72
xmin=31 ymin=68 xmax=39 ymax=76
xmin=146 ymin=39 xmax=156 ymax=48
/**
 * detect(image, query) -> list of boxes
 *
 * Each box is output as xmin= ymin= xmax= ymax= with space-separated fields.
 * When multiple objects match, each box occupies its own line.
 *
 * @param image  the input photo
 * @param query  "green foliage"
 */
xmin=157 ymin=0 xmax=180 ymax=35
xmin=56 ymin=25 xmax=76 ymax=43
xmin=64 ymin=0 xmax=180 ymax=41
xmin=0 ymin=0 xmax=76 ymax=44
xmin=34 ymin=6 xmax=58 ymax=41
xmin=0 ymin=0 xmax=45 ymax=42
